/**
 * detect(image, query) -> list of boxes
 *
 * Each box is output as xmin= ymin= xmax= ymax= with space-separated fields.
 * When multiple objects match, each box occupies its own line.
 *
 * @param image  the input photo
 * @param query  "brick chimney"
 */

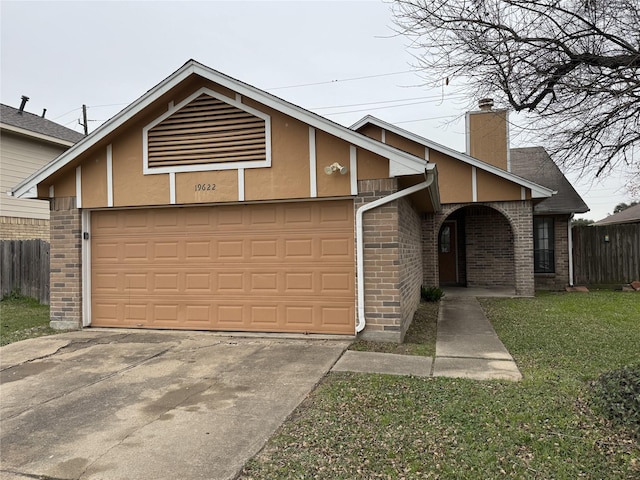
xmin=465 ymin=98 xmax=510 ymax=172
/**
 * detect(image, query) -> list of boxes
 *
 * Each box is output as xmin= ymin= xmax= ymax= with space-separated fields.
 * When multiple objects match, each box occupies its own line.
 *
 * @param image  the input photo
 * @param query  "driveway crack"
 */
xmin=3 ymin=347 xmax=175 ymax=421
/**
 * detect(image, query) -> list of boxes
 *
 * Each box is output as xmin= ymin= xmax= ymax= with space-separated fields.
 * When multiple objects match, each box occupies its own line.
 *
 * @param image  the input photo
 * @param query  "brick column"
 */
xmin=355 ymin=178 xmax=403 ymax=343
xmin=49 ymin=197 xmax=82 ymax=330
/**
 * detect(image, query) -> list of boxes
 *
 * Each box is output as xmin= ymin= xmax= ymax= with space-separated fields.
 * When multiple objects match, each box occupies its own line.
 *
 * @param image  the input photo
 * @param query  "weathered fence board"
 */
xmin=0 ymin=240 xmax=50 ymax=304
xmin=572 ymin=224 xmax=640 ymax=285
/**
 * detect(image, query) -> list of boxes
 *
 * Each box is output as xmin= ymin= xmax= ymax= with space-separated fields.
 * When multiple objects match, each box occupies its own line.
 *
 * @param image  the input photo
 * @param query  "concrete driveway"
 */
xmin=0 ymin=330 xmax=349 ymax=480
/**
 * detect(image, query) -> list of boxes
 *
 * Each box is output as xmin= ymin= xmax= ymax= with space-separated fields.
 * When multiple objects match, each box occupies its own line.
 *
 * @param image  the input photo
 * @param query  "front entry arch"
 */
xmin=437 ymin=205 xmax=515 ymax=288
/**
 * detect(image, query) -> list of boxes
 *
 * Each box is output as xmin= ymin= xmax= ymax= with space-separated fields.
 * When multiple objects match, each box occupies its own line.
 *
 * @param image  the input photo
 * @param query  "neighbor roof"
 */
xmin=12 ymin=60 xmax=439 ymax=202
xmin=351 ymin=115 xmax=555 ymax=199
xmin=1 ymin=103 xmax=85 ymax=144
xmin=594 ymin=203 xmax=640 ymax=225
xmin=510 ymin=147 xmax=589 ymax=214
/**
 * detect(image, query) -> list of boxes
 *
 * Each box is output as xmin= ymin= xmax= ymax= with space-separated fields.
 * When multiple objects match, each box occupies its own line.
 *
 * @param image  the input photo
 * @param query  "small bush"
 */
xmin=590 ymin=363 xmax=640 ymax=439
xmin=421 ymin=286 xmax=444 ymax=302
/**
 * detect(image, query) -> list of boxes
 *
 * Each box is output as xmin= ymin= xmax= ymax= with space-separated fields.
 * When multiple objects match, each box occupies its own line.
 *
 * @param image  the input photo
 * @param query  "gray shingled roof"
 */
xmin=594 ymin=203 xmax=640 ymax=225
xmin=0 ymin=103 xmax=85 ymax=143
xmin=510 ymin=146 xmax=589 ymax=214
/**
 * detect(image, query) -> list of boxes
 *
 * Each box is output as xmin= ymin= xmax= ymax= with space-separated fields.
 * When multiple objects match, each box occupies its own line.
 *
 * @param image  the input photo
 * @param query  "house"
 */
xmin=1 ymin=101 xmax=85 ymax=240
xmin=594 ymin=204 xmax=640 ymax=226
xmin=15 ymin=60 xmax=584 ymax=342
xmin=352 ymin=113 xmax=588 ymax=293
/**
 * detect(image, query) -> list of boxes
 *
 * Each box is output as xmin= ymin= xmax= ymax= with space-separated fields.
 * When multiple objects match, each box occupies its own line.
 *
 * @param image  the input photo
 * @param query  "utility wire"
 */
xmin=311 ymin=93 xmax=466 ymax=111
xmin=266 ymin=70 xmax=414 ymax=90
xmin=322 ymin=99 xmax=455 ymax=116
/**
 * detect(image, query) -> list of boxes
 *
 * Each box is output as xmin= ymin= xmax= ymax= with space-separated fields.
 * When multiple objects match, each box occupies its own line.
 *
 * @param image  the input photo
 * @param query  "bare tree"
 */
xmin=392 ymin=0 xmax=640 ymax=187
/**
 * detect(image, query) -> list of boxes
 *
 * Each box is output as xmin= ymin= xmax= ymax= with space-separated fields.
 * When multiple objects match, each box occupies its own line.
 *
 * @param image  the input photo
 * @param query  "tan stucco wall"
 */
xmin=385 ymin=130 xmax=425 ymax=158
xmin=39 ymin=77 xmax=388 ymax=208
xmin=467 ymin=110 xmax=508 ymax=170
xmin=477 ymin=169 xmax=524 ymax=202
xmin=430 ymin=150 xmax=473 ymax=203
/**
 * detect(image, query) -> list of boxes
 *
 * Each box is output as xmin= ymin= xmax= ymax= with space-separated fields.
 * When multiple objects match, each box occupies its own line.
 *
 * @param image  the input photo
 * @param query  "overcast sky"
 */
xmin=1 ymin=0 xmax=634 ymax=221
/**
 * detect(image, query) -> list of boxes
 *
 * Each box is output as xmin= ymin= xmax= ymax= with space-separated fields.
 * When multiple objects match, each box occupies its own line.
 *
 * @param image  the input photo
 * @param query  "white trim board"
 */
xmin=351 ymin=115 xmax=554 ymax=199
xmin=13 ymin=60 xmax=433 ymax=198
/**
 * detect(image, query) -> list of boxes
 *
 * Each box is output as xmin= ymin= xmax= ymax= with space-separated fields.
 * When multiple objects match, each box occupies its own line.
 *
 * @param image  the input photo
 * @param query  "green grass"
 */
xmin=240 ymin=291 xmax=640 ymax=479
xmin=349 ymin=301 xmax=438 ymax=357
xmin=0 ymin=294 xmax=57 ymax=346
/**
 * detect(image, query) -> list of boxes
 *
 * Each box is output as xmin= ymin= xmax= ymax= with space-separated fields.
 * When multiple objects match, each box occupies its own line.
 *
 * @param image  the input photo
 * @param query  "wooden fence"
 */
xmin=0 ymin=240 xmax=50 ymax=304
xmin=572 ymin=224 xmax=640 ymax=286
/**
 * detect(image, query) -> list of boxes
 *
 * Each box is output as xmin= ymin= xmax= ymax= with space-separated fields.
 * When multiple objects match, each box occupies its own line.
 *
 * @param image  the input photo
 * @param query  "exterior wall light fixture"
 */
xmin=324 ymin=162 xmax=348 ymax=175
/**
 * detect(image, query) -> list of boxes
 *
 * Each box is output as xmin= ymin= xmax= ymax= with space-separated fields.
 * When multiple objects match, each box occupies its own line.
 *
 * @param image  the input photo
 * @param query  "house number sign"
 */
xmin=194 ymin=183 xmax=217 ymax=192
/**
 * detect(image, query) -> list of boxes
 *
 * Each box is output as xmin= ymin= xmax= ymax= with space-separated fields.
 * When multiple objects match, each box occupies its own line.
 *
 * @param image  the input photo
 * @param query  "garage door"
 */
xmin=90 ymin=200 xmax=355 ymax=334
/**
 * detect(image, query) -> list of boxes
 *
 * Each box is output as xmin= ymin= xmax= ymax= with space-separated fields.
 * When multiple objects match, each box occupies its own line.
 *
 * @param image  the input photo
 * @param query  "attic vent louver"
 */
xmin=145 ymin=91 xmax=269 ymax=170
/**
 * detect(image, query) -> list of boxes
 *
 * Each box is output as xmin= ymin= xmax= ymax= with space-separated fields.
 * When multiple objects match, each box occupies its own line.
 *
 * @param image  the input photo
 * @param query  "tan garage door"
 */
xmin=91 ymin=200 xmax=355 ymax=334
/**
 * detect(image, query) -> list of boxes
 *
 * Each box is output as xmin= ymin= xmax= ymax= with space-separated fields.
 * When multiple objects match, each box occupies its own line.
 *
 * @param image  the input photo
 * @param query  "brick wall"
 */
xmin=535 ymin=214 xmax=570 ymax=290
xmin=398 ymin=197 xmax=423 ymax=340
xmin=465 ymin=207 xmax=515 ymax=287
xmin=424 ymin=201 xmax=534 ymax=296
xmin=356 ymin=179 xmax=402 ymax=343
xmin=49 ymin=197 xmax=82 ymax=330
xmin=0 ymin=217 xmax=50 ymax=241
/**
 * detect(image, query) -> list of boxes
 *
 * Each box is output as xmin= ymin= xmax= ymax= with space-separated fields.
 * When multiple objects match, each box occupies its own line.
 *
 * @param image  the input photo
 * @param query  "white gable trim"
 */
xmin=351 ymin=115 xmax=554 ymax=199
xmin=13 ymin=61 xmax=428 ymax=198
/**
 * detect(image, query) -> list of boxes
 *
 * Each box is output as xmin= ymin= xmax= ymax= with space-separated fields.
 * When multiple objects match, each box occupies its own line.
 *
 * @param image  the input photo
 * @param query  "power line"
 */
xmin=322 ymin=99 xmax=457 ymax=116
xmin=311 ymin=93 xmax=466 ymax=111
xmin=266 ymin=70 xmax=415 ymax=90
xmin=394 ymin=114 xmax=462 ymax=124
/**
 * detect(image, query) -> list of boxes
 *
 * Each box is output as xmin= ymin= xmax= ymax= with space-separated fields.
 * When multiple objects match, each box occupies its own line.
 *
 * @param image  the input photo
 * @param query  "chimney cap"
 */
xmin=478 ymin=98 xmax=494 ymax=111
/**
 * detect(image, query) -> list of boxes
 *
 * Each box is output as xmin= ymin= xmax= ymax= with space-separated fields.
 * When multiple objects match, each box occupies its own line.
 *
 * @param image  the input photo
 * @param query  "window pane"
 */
xmin=440 ymin=226 xmax=450 ymax=253
xmin=534 ymin=218 xmax=555 ymax=273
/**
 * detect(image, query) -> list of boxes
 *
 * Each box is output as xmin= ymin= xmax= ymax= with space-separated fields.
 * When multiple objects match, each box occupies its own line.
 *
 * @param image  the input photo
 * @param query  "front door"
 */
xmin=438 ymin=221 xmax=458 ymax=285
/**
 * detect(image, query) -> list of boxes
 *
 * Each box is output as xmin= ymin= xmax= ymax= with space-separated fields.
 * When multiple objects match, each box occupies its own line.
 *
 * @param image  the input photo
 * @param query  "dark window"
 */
xmin=534 ymin=217 xmax=555 ymax=273
xmin=440 ymin=225 xmax=451 ymax=253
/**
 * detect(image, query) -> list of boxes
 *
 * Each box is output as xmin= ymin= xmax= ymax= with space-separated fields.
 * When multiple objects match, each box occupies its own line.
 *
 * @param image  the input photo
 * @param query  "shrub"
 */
xmin=590 ymin=362 xmax=640 ymax=439
xmin=421 ymin=286 xmax=444 ymax=302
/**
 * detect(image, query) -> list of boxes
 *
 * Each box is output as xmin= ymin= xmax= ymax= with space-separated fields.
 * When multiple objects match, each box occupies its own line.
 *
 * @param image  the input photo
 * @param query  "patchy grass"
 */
xmin=0 ymin=295 xmax=58 ymax=346
xmin=349 ymin=301 xmax=438 ymax=357
xmin=241 ymin=291 xmax=640 ymax=479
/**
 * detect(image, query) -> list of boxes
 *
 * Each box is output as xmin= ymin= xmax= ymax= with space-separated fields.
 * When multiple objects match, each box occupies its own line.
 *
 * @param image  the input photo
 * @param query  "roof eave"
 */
xmin=1 ymin=122 xmax=76 ymax=148
xmin=13 ymin=61 xmax=430 ymax=198
xmin=351 ymin=115 xmax=554 ymax=198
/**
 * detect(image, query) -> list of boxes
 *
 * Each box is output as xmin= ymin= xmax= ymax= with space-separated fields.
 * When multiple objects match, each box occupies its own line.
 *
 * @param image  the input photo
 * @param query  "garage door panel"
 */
xmin=91 ymin=200 xmax=355 ymax=334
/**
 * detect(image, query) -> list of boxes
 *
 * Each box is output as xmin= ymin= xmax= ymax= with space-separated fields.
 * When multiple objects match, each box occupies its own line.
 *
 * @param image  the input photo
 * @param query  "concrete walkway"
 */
xmin=333 ymin=293 xmax=522 ymax=381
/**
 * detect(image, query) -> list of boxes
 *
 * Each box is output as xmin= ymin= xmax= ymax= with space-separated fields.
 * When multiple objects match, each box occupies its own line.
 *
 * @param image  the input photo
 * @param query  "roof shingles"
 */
xmin=1 ymin=103 xmax=85 ymax=144
xmin=510 ymin=147 xmax=589 ymax=214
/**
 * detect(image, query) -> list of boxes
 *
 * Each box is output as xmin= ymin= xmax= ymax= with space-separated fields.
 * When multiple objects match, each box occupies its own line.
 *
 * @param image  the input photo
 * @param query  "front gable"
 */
xmin=352 ymin=116 xmax=553 ymax=204
xmin=17 ymin=61 xmax=439 ymax=212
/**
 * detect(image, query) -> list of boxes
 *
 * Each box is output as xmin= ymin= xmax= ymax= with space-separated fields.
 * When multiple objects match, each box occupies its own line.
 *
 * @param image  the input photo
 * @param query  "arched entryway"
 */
xmin=437 ymin=205 xmax=515 ymax=288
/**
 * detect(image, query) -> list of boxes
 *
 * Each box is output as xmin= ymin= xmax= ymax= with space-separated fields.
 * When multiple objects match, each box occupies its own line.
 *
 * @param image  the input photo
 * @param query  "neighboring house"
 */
xmin=1 ymin=102 xmax=84 ymax=240
xmin=594 ymin=204 xmax=640 ymax=225
xmin=15 ymin=60 xmax=579 ymax=342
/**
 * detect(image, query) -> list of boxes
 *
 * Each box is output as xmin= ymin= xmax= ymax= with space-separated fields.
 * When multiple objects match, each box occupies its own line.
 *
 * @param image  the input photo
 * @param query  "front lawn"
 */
xmin=0 ymin=295 xmax=56 ymax=346
xmin=241 ymin=291 xmax=640 ymax=479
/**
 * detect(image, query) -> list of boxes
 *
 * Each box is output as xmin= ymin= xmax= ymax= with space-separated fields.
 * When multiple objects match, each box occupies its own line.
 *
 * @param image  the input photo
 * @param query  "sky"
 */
xmin=1 ymin=0 xmax=635 ymax=221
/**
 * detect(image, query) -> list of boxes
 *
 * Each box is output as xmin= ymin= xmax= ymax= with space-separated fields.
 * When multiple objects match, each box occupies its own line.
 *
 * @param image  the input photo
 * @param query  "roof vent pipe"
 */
xmin=41 ymin=108 xmax=47 ymax=118
xmin=478 ymin=98 xmax=493 ymax=111
xmin=19 ymin=95 xmax=29 ymax=113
